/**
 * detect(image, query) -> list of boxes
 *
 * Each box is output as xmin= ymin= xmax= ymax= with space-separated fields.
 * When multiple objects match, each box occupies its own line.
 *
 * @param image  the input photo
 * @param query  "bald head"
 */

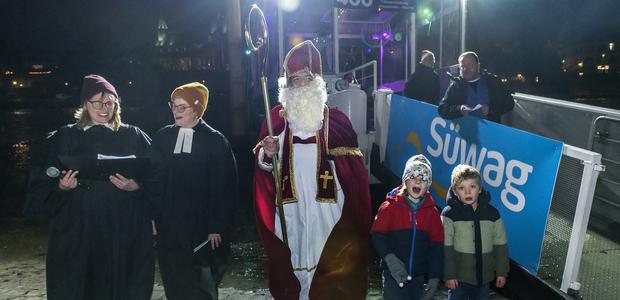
xmin=458 ymin=51 xmax=480 ymax=81
xmin=420 ymin=50 xmax=435 ymax=68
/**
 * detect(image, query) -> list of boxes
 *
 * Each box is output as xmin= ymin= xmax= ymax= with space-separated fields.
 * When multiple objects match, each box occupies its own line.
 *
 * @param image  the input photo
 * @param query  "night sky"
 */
xmin=469 ymin=0 xmax=620 ymax=47
xmin=2 ymin=0 xmax=619 ymax=76
xmin=0 ymin=0 xmax=224 ymax=65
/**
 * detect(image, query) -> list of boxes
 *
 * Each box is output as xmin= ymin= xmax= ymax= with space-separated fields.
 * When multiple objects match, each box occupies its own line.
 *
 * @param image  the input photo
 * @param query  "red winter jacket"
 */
xmin=371 ymin=185 xmax=444 ymax=278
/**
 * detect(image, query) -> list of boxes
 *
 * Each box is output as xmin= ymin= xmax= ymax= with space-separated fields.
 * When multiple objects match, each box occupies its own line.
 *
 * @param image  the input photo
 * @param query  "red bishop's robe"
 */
xmin=253 ymin=104 xmax=372 ymax=299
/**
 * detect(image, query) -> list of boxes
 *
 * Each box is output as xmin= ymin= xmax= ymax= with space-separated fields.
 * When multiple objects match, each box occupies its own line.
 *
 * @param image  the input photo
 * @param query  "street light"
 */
xmin=276 ymin=0 xmax=300 ymax=12
xmin=461 ymin=0 xmax=467 ymax=53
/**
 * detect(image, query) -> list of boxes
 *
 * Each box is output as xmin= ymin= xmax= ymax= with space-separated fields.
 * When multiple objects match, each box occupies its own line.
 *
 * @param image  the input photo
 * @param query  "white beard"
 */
xmin=279 ymin=76 xmax=327 ymax=134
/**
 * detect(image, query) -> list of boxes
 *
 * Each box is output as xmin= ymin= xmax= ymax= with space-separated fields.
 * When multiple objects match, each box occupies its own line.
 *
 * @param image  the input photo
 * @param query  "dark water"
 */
xmin=0 ymin=107 xmax=75 ymax=217
xmin=571 ymin=96 xmax=620 ymax=109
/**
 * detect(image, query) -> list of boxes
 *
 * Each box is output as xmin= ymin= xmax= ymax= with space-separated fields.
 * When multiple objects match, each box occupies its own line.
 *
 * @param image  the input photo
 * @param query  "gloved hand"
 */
xmin=421 ymin=278 xmax=439 ymax=300
xmin=384 ymin=253 xmax=410 ymax=287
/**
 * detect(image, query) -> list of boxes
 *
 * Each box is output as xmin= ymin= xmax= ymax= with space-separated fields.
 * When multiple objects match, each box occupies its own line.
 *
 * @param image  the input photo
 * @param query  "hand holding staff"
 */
xmin=245 ymin=4 xmax=289 ymax=247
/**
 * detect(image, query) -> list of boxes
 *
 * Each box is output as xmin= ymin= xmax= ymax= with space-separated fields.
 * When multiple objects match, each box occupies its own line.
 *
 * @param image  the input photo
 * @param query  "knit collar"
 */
xmin=82 ymin=123 xmax=115 ymax=131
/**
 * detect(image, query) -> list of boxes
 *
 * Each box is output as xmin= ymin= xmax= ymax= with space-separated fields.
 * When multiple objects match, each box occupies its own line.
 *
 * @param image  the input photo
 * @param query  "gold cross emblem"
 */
xmin=319 ymin=171 xmax=334 ymax=189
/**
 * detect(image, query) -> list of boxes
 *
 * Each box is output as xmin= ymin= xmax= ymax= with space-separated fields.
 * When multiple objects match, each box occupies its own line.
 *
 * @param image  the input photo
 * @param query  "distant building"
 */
xmin=153 ymin=12 xmax=226 ymax=72
xmin=156 ymin=17 xmax=175 ymax=47
xmin=561 ymin=41 xmax=618 ymax=76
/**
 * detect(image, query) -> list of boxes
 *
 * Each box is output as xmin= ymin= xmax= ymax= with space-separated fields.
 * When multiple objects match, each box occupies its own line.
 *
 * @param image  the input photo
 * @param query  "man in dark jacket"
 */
xmin=404 ymin=50 xmax=440 ymax=104
xmin=438 ymin=51 xmax=514 ymax=123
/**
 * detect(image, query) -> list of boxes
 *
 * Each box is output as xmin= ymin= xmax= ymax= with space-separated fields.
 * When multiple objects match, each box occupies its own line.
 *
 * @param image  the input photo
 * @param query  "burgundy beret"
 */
xmin=79 ymin=74 xmax=118 ymax=103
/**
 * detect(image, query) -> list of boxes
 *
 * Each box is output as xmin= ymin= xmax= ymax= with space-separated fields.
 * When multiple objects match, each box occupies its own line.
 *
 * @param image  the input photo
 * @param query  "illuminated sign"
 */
xmin=334 ymin=0 xmax=416 ymax=11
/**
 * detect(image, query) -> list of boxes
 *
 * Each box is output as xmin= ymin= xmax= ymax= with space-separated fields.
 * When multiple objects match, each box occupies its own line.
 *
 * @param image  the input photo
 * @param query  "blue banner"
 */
xmin=385 ymin=95 xmax=563 ymax=274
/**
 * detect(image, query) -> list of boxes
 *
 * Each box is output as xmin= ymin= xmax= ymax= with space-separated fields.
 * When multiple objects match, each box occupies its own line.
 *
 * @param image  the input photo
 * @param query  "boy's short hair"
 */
xmin=451 ymin=164 xmax=481 ymax=187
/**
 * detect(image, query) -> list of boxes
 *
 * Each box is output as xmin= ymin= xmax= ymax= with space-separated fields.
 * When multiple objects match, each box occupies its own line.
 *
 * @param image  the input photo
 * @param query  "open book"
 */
xmin=97 ymin=154 xmax=137 ymax=160
xmin=58 ymin=155 xmax=149 ymax=180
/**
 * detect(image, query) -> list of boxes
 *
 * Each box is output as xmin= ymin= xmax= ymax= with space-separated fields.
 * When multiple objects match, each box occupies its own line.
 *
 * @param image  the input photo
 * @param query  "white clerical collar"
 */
xmin=83 ymin=123 xmax=115 ymax=131
xmin=174 ymin=127 xmax=194 ymax=154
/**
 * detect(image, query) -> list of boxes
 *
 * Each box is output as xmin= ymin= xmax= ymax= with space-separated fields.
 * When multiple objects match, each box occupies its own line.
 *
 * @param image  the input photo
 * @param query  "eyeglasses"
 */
xmin=88 ymin=100 xmax=116 ymax=110
xmin=169 ymin=103 xmax=191 ymax=113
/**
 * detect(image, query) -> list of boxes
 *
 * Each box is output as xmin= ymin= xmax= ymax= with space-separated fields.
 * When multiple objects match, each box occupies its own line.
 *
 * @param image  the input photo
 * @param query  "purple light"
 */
xmin=372 ymin=32 xmax=392 ymax=41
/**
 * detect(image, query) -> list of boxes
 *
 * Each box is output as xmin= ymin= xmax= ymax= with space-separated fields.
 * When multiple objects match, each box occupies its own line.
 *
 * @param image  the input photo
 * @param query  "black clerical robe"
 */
xmin=25 ymin=123 xmax=155 ymax=300
xmin=149 ymin=120 xmax=237 ymax=300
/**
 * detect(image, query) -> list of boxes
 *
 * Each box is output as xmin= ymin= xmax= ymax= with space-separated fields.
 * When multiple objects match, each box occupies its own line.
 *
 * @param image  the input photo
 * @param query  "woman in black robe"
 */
xmin=150 ymin=82 xmax=237 ymax=300
xmin=25 ymin=75 xmax=154 ymax=300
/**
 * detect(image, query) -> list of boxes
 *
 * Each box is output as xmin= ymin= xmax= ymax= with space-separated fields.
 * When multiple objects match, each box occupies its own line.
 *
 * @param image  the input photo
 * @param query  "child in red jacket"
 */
xmin=371 ymin=154 xmax=444 ymax=300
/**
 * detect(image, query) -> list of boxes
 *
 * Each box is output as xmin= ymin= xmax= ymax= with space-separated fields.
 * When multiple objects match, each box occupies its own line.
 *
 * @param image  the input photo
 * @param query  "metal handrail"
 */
xmin=587 ymin=115 xmax=620 ymax=151
xmin=513 ymin=93 xmax=620 ymax=118
xmin=337 ymin=60 xmax=377 ymax=94
xmin=560 ymin=144 xmax=604 ymax=293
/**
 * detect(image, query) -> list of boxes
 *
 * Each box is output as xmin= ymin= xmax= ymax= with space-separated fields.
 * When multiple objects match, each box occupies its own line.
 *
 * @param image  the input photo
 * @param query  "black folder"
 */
xmin=57 ymin=155 xmax=149 ymax=181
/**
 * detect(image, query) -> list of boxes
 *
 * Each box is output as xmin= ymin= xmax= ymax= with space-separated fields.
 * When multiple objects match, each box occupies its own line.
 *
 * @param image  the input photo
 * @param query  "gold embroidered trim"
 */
xmin=315 ymin=131 xmax=321 ymax=186
xmin=316 ymin=197 xmax=337 ymax=203
xmin=282 ymin=197 xmax=298 ymax=204
xmin=315 ymin=123 xmax=337 ymax=204
xmin=293 ymin=264 xmax=318 ymax=272
xmin=286 ymin=126 xmax=298 ymax=202
xmin=329 ymin=147 xmax=363 ymax=157
xmin=324 ymin=106 xmax=329 ymax=148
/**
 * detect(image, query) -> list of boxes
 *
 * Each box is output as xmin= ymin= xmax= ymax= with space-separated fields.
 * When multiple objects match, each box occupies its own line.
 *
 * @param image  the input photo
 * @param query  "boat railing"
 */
xmin=337 ymin=60 xmax=378 ymax=95
xmin=510 ymin=92 xmax=619 ymax=299
xmin=556 ymin=144 xmax=603 ymax=294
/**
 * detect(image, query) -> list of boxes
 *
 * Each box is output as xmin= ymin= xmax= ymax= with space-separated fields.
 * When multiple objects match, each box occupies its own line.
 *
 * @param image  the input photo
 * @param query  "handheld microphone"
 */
xmin=46 ymin=167 xmax=61 ymax=178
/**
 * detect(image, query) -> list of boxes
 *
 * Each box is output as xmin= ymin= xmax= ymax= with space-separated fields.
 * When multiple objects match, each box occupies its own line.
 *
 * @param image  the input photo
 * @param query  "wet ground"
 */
xmin=0 ymin=217 xmax=277 ymax=300
xmin=0 ymin=218 xmax=512 ymax=300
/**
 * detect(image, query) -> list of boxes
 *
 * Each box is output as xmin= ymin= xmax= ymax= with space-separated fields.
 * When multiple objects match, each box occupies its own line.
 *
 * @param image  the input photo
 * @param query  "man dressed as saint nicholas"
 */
xmin=253 ymin=40 xmax=372 ymax=300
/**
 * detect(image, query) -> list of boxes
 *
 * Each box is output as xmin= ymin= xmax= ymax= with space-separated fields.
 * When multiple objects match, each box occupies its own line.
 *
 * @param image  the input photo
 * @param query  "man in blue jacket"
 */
xmin=438 ymin=51 xmax=514 ymax=124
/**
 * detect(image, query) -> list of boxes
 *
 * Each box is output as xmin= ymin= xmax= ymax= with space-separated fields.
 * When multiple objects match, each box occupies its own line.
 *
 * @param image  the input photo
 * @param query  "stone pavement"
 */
xmin=0 ymin=256 xmax=500 ymax=300
xmin=0 ymin=254 xmax=274 ymax=300
xmin=0 ymin=218 xmax=506 ymax=300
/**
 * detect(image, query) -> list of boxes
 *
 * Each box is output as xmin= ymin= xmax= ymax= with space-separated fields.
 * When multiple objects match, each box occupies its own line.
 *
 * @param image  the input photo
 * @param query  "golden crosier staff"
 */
xmin=244 ymin=4 xmax=289 ymax=247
